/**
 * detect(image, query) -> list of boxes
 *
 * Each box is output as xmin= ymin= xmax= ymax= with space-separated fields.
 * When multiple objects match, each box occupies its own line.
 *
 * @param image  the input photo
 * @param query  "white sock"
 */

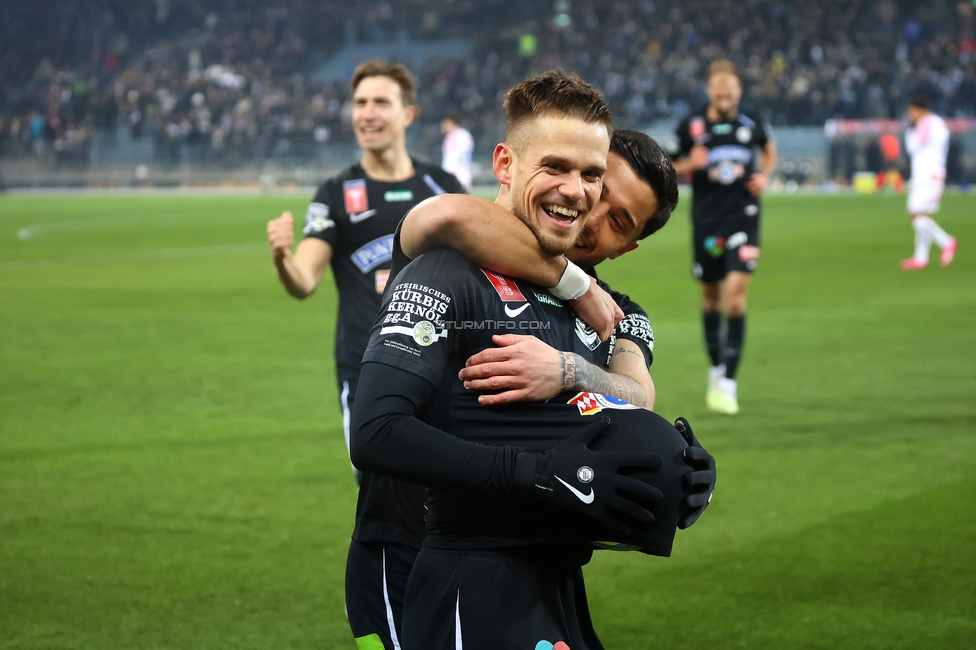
xmin=916 ymin=215 xmax=953 ymax=248
xmin=719 ymin=377 xmax=738 ymax=398
xmin=912 ymin=218 xmax=933 ymax=261
xmin=709 ymin=364 xmax=726 ymax=391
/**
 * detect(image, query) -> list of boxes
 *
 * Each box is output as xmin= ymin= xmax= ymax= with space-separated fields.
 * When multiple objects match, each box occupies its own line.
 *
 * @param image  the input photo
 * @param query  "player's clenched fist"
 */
xmin=267 ymin=211 xmax=295 ymax=259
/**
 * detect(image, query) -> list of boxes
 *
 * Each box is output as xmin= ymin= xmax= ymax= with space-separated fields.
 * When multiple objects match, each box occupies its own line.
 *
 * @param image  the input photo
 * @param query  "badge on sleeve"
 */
xmin=303 ymin=202 xmax=334 ymax=234
xmin=343 ymin=179 xmax=369 ymax=214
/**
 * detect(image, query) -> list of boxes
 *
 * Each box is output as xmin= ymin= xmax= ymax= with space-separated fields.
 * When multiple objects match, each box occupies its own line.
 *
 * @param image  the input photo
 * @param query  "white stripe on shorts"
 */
xmin=340 ymin=381 xmax=358 ymax=475
xmin=381 ymin=547 xmax=402 ymax=650
xmin=455 ymin=590 xmax=463 ymax=650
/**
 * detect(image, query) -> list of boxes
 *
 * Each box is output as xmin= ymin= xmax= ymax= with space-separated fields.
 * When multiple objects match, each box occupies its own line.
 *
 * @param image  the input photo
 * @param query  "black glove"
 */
xmin=514 ymin=417 xmax=663 ymax=534
xmin=675 ymin=416 xmax=716 ymax=529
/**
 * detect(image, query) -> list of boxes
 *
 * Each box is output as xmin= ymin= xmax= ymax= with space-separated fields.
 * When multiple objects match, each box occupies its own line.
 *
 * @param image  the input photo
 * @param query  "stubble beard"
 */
xmin=714 ymin=107 xmax=734 ymax=122
xmin=510 ymin=203 xmax=575 ymax=257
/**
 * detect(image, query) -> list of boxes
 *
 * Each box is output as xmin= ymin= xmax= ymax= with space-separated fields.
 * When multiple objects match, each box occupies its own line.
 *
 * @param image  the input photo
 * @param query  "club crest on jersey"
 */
xmin=568 ymin=392 xmax=639 ymax=416
xmin=737 ymin=126 xmax=752 ymax=143
xmin=343 ymin=179 xmax=369 ymax=214
xmin=575 ymin=317 xmax=601 ymax=351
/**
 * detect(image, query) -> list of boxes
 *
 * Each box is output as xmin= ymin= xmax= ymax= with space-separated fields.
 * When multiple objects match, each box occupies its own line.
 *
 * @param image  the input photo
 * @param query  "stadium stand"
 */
xmin=1 ymin=0 xmax=974 ymax=179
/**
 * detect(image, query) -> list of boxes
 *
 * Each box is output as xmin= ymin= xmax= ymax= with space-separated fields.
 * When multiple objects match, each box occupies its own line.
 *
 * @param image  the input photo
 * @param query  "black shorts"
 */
xmin=338 ymin=375 xmax=361 ymax=481
xmin=692 ymin=225 xmax=759 ymax=283
xmin=401 ymin=545 xmax=604 ymax=650
xmin=346 ymin=539 xmax=419 ymax=650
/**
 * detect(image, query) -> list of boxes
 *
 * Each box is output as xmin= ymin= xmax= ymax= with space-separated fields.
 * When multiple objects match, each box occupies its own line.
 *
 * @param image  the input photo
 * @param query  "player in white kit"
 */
xmin=441 ymin=111 xmax=474 ymax=191
xmin=900 ymin=97 xmax=958 ymax=270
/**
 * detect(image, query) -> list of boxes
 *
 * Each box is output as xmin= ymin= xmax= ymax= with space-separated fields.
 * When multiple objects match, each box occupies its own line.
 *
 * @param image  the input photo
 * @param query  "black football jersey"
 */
xmin=675 ymin=108 xmax=769 ymax=243
xmin=387 ymin=226 xmax=655 ymax=369
xmin=302 ymin=160 xmax=465 ymax=383
xmin=353 ymin=247 xmax=659 ymax=548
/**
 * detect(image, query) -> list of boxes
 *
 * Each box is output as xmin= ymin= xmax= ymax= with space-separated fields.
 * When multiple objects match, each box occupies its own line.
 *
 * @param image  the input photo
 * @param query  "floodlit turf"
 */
xmin=1 ymin=191 xmax=974 ymax=649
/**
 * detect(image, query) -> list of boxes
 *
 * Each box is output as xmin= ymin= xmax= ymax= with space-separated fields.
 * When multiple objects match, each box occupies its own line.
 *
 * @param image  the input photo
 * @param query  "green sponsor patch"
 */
xmin=713 ymin=123 xmax=733 ymax=134
xmin=384 ymin=190 xmax=414 ymax=202
xmin=533 ymin=289 xmax=562 ymax=307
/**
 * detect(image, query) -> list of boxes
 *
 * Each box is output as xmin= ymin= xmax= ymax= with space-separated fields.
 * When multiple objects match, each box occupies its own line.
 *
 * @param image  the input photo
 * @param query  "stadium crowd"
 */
xmin=1 ymin=0 xmax=974 ymax=166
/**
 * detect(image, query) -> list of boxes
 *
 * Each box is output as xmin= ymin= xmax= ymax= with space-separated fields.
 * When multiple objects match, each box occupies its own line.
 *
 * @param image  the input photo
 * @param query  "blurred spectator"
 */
xmin=1 ymin=0 xmax=974 ymax=166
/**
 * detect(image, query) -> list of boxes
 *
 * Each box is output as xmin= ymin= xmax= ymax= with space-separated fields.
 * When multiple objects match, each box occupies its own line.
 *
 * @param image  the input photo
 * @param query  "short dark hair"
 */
xmin=610 ymin=130 xmax=679 ymax=239
xmin=908 ymin=96 xmax=929 ymax=110
xmin=351 ymin=59 xmax=418 ymax=107
xmin=504 ymin=70 xmax=612 ymax=144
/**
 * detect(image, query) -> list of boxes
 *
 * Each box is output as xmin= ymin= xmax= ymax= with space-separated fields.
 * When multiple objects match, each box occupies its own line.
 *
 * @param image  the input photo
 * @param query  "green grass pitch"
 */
xmin=1 ymin=191 xmax=974 ymax=649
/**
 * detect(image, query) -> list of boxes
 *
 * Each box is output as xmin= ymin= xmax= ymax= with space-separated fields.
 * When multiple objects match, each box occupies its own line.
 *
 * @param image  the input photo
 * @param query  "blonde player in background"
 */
xmin=900 ymin=97 xmax=958 ymax=270
xmin=441 ymin=111 xmax=474 ymax=190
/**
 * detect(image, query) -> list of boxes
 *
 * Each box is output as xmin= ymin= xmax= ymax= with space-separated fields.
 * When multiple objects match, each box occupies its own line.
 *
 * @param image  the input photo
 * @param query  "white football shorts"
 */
xmin=907 ymin=180 xmax=944 ymax=215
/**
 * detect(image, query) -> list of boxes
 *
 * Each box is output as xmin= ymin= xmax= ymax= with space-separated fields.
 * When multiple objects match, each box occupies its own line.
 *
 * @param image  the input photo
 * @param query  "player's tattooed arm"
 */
xmin=607 ymin=339 xmax=655 ymax=409
xmin=560 ymin=343 xmax=653 ymax=409
xmin=460 ymin=334 xmax=653 ymax=408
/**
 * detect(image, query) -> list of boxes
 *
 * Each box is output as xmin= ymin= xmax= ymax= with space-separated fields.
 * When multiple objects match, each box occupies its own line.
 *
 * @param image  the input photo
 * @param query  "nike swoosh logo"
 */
xmin=504 ymin=303 xmax=529 ymax=318
xmin=555 ymin=476 xmax=594 ymax=504
xmin=349 ymin=209 xmax=377 ymax=224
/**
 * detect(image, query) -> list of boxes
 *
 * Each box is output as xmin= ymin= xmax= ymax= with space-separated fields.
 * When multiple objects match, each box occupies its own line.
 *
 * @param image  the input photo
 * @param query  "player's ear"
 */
xmin=402 ymin=105 xmax=416 ymax=128
xmin=609 ymin=242 xmax=639 ymax=260
xmin=493 ymin=143 xmax=515 ymax=185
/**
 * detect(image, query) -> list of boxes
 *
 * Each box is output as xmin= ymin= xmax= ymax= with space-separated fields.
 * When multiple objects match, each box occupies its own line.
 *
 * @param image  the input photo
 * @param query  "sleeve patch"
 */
xmin=617 ymin=313 xmax=654 ymax=351
xmin=377 ymin=282 xmax=453 ymax=354
xmin=380 ymin=282 xmax=452 ymax=327
xmin=303 ymin=202 xmax=335 ymax=235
